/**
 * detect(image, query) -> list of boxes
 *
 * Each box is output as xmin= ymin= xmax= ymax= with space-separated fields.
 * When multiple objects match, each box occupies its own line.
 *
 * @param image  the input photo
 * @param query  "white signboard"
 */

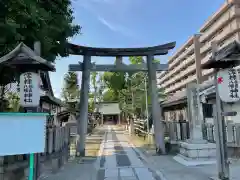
xmin=20 ymin=72 xmax=40 ymax=107
xmin=0 ymin=113 xmax=47 ymax=155
xmin=217 ymin=68 xmax=240 ymax=102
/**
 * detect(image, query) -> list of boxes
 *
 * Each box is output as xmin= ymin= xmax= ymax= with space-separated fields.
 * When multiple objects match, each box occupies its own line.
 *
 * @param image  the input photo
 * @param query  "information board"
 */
xmin=0 ymin=113 xmax=47 ymax=155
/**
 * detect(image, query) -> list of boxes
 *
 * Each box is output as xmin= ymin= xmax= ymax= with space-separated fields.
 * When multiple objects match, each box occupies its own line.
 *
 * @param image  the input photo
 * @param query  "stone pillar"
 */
xmin=146 ymin=54 xmax=166 ymax=154
xmin=116 ymin=56 xmax=123 ymax=66
xmin=173 ymin=83 xmax=216 ymax=166
xmin=194 ymin=34 xmax=203 ymax=84
xmin=77 ymin=55 xmax=91 ymax=157
xmin=186 ymin=83 xmax=205 ymax=143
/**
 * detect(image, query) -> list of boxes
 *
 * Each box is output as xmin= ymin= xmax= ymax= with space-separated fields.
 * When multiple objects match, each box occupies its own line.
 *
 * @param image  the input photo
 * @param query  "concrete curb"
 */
xmin=127 ymin=138 xmax=168 ymax=180
xmin=94 ymin=130 xmax=107 ymax=169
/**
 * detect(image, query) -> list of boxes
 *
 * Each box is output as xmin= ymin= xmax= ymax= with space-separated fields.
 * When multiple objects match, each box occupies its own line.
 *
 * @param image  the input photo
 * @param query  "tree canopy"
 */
xmin=100 ymin=56 xmax=166 ymax=117
xmin=0 ymin=0 xmax=80 ymax=62
xmin=61 ymin=72 xmax=80 ymax=103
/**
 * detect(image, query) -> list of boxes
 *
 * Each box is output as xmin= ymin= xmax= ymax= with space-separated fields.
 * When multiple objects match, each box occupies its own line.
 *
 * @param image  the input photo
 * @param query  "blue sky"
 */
xmin=50 ymin=0 xmax=225 ymax=98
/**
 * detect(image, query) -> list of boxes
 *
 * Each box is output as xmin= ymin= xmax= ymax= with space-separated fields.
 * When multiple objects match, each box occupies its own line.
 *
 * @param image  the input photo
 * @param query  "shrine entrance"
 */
xmin=67 ymin=42 xmax=176 ymax=156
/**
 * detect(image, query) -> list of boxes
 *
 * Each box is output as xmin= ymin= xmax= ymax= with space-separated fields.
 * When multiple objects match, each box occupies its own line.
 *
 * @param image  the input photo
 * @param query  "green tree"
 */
xmin=7 ymin=92 xmax=20 ymax=112
xmin=61 ymin=72 xmax=80 ymax=105
xmin=0 ymin=0 xmax=80 ymax=62
xmin=101 ymin=56 xmax=166 ymax=116
xmin=102 ymin=89 xmax=118 ymax=102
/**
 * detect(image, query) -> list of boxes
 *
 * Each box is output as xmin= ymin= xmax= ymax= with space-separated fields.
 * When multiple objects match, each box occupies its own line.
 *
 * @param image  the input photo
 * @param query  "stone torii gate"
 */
xmin=67 ymin=42 xmax=176 ymax=156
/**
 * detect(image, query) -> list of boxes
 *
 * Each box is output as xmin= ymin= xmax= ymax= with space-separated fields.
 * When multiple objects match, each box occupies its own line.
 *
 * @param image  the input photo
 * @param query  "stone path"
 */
xmin=94 ymin=126 xmax=158 ymax=180
xmin=39 ymin=125 xmax=160 ymax=180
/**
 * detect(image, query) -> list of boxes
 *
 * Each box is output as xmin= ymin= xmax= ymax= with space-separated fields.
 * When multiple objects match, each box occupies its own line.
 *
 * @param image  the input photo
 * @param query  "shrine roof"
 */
xmin=202 ymin=41 xmax=240 ymax=69
xmin=161 ymin=80 xmax=215 ymax=107
xmin=66 ymin=42 xmax=176 ymax=56
xmin=0 ymin=43 xmax=55 ymax=72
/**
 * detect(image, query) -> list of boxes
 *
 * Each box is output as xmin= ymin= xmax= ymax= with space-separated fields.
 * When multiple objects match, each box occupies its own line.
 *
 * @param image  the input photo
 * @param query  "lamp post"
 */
xmin=144 ymin=75 xmax=149 ymax=133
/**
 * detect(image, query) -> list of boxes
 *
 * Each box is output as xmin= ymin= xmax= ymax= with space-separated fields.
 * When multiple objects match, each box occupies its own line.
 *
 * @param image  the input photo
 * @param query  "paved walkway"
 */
xmin=127 ymin=134 xmax=240 ymax=180
xmin=39 ymin=125 xmax=160 ymax=180
xmin=141 ymin=152 xmax=240 ymax=180
xmin=94 ymin=125 xmax=159 ymax=180
xmin=39 ymin=125 xmax=240 ymax=180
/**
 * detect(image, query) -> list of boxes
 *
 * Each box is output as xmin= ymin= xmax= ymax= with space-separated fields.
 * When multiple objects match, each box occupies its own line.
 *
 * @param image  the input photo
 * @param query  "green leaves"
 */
xmin=99 ymin=56 xmax=166 ymax=115
xmin=0 ymin=0 xmax=80 ymax=62
xmin=61 ymin=72 xmax=80 ymax=103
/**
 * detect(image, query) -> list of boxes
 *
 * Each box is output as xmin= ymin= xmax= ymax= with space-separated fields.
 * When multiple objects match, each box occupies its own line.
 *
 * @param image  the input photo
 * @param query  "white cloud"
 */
xmin=97 ymin=16 xmax=138 ymax=39
xmin=97 ymin=17 xmax=117 ymax=32
xmin=72 ymin=0 xmax=138 ymax=39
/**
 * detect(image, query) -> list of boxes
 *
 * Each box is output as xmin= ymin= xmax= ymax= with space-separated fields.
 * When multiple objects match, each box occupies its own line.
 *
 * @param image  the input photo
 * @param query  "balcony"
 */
xmin=165 ymin=75 xmax=196 ymax=94
xmin=200 ymin=21 xmax=238 ymax=55
xmin=199 ymin=6 xmax=236 ymax=43
xmin=202 ymin=69 xmax=214 ymax=76
xmin=169 ymin=44 xmax=194 ymax=69
xmin=159 ymin=46 xmax=194 ymax=84
xmin=201 ymin=52 xmax=212 ymax=65
xmin=167 ymin=53 xmax=195 ymax=79
xmin=163 ymin=63 xmax=196 ymax=88
xmin=157 ymin=71 xmax=167 ymax=79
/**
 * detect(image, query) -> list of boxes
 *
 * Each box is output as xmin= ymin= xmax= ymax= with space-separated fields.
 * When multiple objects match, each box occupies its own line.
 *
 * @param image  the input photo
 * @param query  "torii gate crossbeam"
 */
xmin=67 ymin=42 xmax=176 ymax=156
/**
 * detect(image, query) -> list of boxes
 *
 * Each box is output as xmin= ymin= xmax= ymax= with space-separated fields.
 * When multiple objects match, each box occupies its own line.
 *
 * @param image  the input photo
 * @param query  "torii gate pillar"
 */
xmin=77 ymin=55 xmax=91 ymax=157
xmin=147 ymin=54 xmax=165 ymax=154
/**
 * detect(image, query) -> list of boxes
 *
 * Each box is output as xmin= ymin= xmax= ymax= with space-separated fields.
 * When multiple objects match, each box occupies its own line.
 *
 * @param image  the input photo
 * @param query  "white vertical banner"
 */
xmin=217 ymin=68 xmax=240 ymax=103
xmin=20 ymin=72 xmax=40 ymax=107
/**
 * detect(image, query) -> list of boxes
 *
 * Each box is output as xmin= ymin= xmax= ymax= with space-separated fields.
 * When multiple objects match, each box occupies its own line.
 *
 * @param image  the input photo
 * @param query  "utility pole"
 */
xmin=144 ymin=75 xmax=149 ymax=132
xmin=211 ymin=41 xmax=230 ymax=180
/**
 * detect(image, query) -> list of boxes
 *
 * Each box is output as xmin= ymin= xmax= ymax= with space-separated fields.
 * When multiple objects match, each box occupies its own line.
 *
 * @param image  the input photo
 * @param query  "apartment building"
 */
xmin=157 ymin=0 xmax=240 ymax=95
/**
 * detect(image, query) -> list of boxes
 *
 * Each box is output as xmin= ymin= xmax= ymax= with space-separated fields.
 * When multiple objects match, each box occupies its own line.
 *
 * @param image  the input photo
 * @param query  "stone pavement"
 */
xmin=39 ymin=125 xmax=160 ymax=180
xmin=39 ymin=125 xmax=240 ymax=180
xmin=39 ymin=126 xmax=106 ymax=180
xmin=128 ymin=136 xmax=240 ymax=180
xmin=144 ymin=154 xmax=240 ymax=180
xmin=94 ymin=125 xmax=160 ymax=180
